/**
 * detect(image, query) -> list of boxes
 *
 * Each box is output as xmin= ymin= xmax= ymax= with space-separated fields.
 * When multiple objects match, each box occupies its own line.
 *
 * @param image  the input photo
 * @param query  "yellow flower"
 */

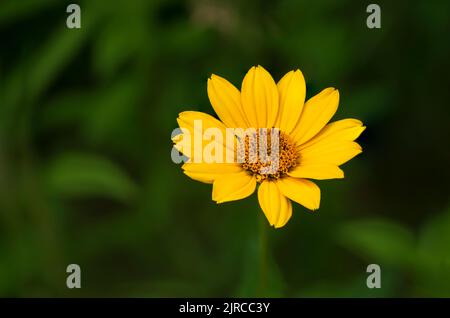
xmin=173 ymin=65 xmax=365 ymax=228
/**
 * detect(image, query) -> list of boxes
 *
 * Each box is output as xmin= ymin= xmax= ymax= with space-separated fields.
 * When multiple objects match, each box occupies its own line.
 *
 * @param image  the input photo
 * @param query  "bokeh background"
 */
xmin=0 ymin=0 xmax=449 ymax=297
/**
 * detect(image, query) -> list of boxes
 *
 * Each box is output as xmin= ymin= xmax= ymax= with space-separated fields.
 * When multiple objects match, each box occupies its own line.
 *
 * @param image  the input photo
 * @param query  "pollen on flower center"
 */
xmin=239 ymin=129 xmax=299 ymax=182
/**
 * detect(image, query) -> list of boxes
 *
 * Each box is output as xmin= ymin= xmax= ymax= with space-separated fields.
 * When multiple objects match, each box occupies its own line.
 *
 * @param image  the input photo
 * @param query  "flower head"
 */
xmin=173 ymin=66 xmax=365 ymax=228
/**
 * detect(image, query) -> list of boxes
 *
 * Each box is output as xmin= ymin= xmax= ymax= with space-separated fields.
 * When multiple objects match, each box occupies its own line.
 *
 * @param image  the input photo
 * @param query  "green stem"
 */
xmin=258 ymin=216 xmax=268 ymax=296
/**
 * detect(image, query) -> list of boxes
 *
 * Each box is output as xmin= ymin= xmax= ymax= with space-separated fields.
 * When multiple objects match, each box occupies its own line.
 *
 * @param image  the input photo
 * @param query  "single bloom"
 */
xmin=173 ymin=65 xmax=365 ymax=228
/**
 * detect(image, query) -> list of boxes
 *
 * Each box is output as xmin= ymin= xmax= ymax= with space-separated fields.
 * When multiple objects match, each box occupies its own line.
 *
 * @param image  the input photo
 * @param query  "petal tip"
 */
xmin=274 ymin=222 xmax=287 ymax=229
xmin=294 ymin=68 xmax=304 ymax=76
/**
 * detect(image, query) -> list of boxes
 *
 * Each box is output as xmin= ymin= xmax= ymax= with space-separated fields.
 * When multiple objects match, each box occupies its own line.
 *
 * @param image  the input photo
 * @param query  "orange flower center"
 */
xmin=240 ymin=129 xmax=298 ymax=182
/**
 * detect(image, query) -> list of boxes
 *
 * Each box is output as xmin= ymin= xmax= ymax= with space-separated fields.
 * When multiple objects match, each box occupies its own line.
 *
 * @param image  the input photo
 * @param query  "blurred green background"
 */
xmin=0 ymin=0 xmax=449 ymax=297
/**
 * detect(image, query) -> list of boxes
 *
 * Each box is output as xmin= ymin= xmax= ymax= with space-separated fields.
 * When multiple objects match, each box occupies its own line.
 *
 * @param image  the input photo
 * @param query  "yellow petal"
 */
xmin=276 ymin=69 xmax=306 ymax=133
xmin=277 ymin=177 xmax=320 ymax=210
xmin=288 ymin=164 xmax=344 ymax=180
xmin=299 ymin=141 xmax=362 ymax=166
xmin=241 ymin=65 xmax=279 ymax=128
xmin=212 ymin=171 xmax=256 ymax=203
xmin=207 ymin=74 xmax=249 ymax=128
xmin=297 ymin=118 xmax=365 ymax=166
xmin=182 ymin=163 xmax=243 ymax=184
xmin=258 ymin=181 xmax=292 ymax=228
xmin=299 ymin=118 xmax=365 ymax=151
xmin=290 ymin=88 xmax=339 ymax=146
xmin=175 ymin=111 xmax=235 ymax=161
xmin=177 ymin=111 xmax=227 ymax=134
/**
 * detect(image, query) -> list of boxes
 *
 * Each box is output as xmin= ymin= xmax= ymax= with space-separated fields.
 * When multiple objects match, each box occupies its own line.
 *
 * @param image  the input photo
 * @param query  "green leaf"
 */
xmin=415 ymin=207 xmax=450 ymax=296
xmin=44 ymin=152 xmax=137 ymax=202
xmin=93 ymin=18 xmax=143 ymax=79
xmin=25 ymin=4 xmax=99 ymax=101
xmin=418 ymin=207 xmax=450 ymax=261
xmin=296 ymin=273 xmax=398 ymax=298
xmin=337 ymin=218 xmax=415 ymax=268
